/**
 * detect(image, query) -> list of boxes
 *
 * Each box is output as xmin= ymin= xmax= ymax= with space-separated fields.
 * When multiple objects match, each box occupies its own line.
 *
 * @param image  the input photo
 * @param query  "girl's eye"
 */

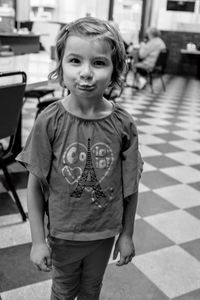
xmin=93 ymin=60 xmax=106 ymax=66
xmin=70 ymin=58 xmax=80 ymax=64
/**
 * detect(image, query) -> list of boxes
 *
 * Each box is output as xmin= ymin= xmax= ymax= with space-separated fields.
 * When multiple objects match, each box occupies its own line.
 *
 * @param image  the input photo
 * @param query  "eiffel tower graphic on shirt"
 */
xmin=70 ymin=138 xmax=106 ymax=203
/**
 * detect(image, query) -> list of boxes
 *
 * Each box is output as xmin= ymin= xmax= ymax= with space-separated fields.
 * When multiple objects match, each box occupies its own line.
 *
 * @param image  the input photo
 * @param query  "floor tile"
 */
xmin=189 ymin=181 xmax=200 ymax=191
xmin=142 ymin=162 xmax=156 ymax=172
xmin=138 ymin=182 xmax=150 ymax=193
xmin=138 ymin=125 xmax=168 ymax=135
xmin=173 ymin=130 xmax=200 ymax=140
xmin=0 ymin=182 xmax=6 ymax=193
xmin=154 ymin=184 xmax=200 ymax=208
xmin=1 ymin=280 xmax=51 ymax=300
xmin=149 ymin=143 xmax=182 ymax=153
xmin=145 ymin=210 xmax=200 ymax=243
xmin=144 ymin=155 xmax=181 ymax=169
xmin=0 ymin=214 xmax=26 ymax=228
xmin=137 ymin=191 xmax=177 ymax=217
xmin=172 ymin=289 xmax=200 ymax=300
xmin=0 ymin=193 xmax=18 ymax=216
xmin=0 ymin=221 xmax=31 ymax=249
xmin=134 ymin=219 xmax=174 ymax=255
xmin=135 ymin=120 xmax=149 ymax=126
xmin=158 ymin=124 xmax=183 ymax=131
xmin=5 ymin=172 xmax=28 ymax=190
xmin=161 ymin=166 xmax=200 ymax=183
xmin=180 ymin=239 xmax=200 ymax=262
xmin=146 ymin=112 xmax=173 ymax=120
xmin=139 ymin=145 xmax=162 ymax=157
xmin=134 ymin=245 xmax=200 ymax=299
xmin=166 ymin=151 xmax=200 ymax=166
xmin=141 ymin=170 xmax=180 ymax=189
xmin=139 ymin=134 xmax=165 ymax=145
xmin=194 ymin=150 xmax=200 ymax=155
xmin=13 ymin=189 xmax=28 ymax=211
xmin=154 ymin=133 xmax=183 ymax=142
xmin=177 ymin=115 xmax=200 ymax=122
xmin=170 ymin=140 xmax=200 ymax=151
xmin=101 ymin=263 xmax=169 ymax=300
xmin=0 ymin=244 xmax=52 ymax=292
xmin=141 ymin=118 xmax=170 ymax=126
xmin=186 ymin=205 xmax=200 ymax=220
xmin=7 ymin=162 xmax=27 ymax=173
xmin=192 ymin=163 xmax=200 ymax=171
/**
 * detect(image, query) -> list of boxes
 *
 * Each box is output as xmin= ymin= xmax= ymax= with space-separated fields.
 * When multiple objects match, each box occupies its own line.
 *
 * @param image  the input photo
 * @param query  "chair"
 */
xmin=24 ymin=87 xmax=55 ymax=104
xmin=0 ymin=71 xmax=27 ymax=221
xmin=34 ymin=87 xmax=66 ymax=119
xmin=123 ymin=53 xmax=134 ymax=85
xmin=24 ymin=21 xmax=62 ymax=104
xmin=136 ymin=49 xmax=169 ymax=93
xmin=35 ymin=96 xmax=60 ymax=119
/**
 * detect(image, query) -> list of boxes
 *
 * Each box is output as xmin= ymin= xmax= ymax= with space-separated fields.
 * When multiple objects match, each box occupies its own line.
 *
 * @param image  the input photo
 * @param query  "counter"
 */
xmin=0 ymin=33 xmax=40 ymax=55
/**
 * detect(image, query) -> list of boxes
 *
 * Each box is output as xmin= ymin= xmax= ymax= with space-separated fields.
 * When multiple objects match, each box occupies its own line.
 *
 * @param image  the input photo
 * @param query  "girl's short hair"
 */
xmin=49 ymin=17 xmax=126 ymax=88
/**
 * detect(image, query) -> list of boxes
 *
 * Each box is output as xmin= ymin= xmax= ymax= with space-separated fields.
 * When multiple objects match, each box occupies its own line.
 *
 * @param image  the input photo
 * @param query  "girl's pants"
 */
xmin=49 ymin=236 xmax=115 ymax=300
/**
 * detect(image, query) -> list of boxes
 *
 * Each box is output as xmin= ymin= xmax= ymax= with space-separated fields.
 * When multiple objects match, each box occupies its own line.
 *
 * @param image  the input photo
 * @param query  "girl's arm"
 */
xmin=27 ymin=173 xmax=52 ymax=272
xmin=113 ymin=191 xmax=138 ymax=266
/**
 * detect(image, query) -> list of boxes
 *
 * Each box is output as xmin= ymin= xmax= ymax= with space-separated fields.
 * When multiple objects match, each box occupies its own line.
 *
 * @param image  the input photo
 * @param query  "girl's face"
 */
xmin=62 ymin=35 xmax=113 ymax=101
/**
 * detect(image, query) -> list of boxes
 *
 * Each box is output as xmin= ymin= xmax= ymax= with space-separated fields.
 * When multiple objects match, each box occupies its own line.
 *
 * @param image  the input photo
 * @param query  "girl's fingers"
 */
xmin=36 ymin=265 xmax=41 ymax=271
xmin=35 ymin=260 xmax=52 ymax=272
xmin=113 ymin=246 xmax=119 ymax=260
xmin=45 ymin=257 xmax=52 ymax=268
xmin=38 ymin=264 xmax=51 ymax=272
xmin=116 ymin=255 xmax=135 ymax=266
xmin=116 ymin=255 xmax=126 ymax=266
xmin=128 ymin=255 xmax=134 ymax=263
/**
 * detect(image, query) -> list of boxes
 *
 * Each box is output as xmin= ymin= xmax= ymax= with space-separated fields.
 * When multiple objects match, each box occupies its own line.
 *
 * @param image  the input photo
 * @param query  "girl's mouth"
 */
xmin=78 ymin=84 xmax=95 ymax=91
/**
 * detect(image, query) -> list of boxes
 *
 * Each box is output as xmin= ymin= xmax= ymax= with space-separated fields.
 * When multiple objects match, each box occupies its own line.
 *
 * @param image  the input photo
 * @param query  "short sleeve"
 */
xmin=16 ymin=112 xmax=53 ymax=197
xmin=121 ymin=119 xmax=143 ymax=198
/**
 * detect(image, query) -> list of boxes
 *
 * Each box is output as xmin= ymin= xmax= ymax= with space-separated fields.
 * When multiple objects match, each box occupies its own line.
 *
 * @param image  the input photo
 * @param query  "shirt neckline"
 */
xmin=58 ymin=100 xmax=116 ymax=122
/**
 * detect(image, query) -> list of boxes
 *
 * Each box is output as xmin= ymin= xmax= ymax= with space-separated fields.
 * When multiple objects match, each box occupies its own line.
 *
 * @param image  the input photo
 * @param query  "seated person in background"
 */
xmin=133 ymin=27 xmax=166 ymax=89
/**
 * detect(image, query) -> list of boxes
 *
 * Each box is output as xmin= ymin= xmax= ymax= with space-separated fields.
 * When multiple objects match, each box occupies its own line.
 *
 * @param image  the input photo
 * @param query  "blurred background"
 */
xmin=1 ymin=0 xmax=200 ymax=76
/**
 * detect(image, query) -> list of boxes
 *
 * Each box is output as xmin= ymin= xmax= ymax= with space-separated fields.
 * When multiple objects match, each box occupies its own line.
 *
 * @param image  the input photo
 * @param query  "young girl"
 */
xmin=17 ymin=17 xmax=143 ymax=300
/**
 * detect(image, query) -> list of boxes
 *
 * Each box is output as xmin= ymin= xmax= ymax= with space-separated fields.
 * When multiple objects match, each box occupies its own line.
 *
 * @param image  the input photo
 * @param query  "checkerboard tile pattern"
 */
xmin=1 ymin=75 xmax=200 ymax=300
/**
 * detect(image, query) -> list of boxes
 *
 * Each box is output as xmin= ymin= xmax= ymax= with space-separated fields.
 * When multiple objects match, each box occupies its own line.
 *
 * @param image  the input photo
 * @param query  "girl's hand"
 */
xmin=113 ymin=234 xmax=135 ymax=266
xmin=30 ymin=242 xmax=52 ymax=272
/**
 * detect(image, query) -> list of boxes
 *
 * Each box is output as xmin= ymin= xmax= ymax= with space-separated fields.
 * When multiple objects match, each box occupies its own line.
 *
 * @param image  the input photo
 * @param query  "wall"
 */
xmin=16 ymin=0 xmax=30 ymax=22
xmin=55 ymin=0 xmax=109 ymax=23
xmin=161 ymin=30 xmax=200 ymax=76
xmin=113 ymin=0 xmax=142 ymax=44
xmin=151 ymin=0 xmax=200 ymax=32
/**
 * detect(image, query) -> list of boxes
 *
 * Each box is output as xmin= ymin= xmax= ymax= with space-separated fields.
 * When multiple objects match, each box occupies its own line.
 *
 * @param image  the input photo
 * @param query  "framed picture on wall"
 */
xmin=167 ymin=1 xmax=195 ymax=12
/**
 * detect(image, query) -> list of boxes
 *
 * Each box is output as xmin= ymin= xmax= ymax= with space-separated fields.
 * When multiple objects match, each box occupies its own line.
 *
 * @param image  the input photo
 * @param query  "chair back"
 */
xmin=0 ymin=71 xmax=26 ymax=140
xmin=154 ymin=49 xmax=169 ymax=72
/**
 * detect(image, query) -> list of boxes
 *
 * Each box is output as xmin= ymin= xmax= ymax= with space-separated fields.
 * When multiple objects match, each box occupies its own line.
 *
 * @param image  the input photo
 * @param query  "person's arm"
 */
xmin=27 ymin=173 xmax=52 ymax=272
xmin=139 ymin=40 xmax=153 ymax=59
xmin=113 ymin=191 xmax=138 ymax=266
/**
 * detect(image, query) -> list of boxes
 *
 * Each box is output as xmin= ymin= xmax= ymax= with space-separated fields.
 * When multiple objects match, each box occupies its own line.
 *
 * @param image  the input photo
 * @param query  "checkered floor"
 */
xmin=1 ymin=75 xmax=200 ymax=300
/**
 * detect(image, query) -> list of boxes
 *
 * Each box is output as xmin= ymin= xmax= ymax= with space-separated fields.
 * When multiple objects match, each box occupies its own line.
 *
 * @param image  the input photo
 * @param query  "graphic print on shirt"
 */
xmin=62 ymin=138 xmax=114 ymax=207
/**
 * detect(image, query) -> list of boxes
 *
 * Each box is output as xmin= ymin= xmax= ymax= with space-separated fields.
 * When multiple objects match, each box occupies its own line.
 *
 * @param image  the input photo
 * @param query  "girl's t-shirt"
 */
xmin=16 ymin=101 xmax=143 ymax=241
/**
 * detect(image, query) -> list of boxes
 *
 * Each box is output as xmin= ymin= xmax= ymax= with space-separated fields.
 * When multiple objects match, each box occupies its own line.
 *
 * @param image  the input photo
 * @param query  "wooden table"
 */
xmin=0 ymin=51 xmax=56 ymax=89
xmin=180 ymin=49 xmax=200 ymax=78
xmin=0 ymin=52 xmax=57 ymax=154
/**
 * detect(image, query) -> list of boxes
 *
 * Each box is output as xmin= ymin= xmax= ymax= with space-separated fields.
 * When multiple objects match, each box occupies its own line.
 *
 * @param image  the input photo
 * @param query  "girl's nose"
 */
xmin=80 ymin=63 xmax=93 ymax=79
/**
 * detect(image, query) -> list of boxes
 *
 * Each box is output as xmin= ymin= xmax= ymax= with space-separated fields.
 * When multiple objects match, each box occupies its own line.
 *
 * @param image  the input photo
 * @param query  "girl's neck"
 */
xmin=62 ymin=95 xmax=113 ymax=119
